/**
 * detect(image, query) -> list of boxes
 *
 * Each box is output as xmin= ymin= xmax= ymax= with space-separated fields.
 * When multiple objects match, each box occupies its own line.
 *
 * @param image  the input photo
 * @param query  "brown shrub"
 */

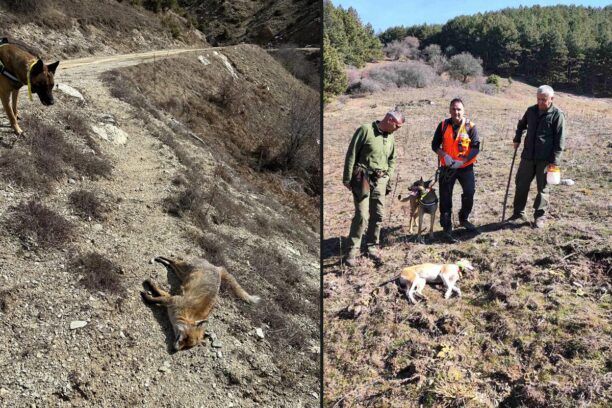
xmin=68 ymin=190 xmax=107 ymax=220
xmin=8 ymin=201 xmax=75 ymax=250
xmin=69 ymin=252 xmax=125 ymax=296
xmin=197 ymin=234 xmax=227 ymax=267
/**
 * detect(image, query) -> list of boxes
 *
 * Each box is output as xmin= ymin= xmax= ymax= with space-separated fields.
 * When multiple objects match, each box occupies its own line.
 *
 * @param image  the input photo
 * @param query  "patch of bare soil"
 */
xmin=323 ymin=80 xmax=611 ymax=406
xmin=0 ymin=46 xmax=319 ymax=407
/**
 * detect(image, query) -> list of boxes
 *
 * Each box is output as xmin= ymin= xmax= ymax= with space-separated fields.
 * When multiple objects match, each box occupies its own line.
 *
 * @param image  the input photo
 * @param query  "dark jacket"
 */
xmin=514 ymin=104 xmax=565 ymax=164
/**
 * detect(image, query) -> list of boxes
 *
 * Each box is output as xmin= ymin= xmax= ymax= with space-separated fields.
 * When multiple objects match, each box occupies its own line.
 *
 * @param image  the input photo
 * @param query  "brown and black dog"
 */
xmin=397 ymin=178 xmax=438 ymax=242
xmin=0 ymin=38 xmax=59 ymax=134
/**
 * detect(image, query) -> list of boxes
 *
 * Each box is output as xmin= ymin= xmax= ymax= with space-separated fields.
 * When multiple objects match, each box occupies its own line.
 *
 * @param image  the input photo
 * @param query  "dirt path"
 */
xmin=59 ymin=47 xmax=212 ymax=81
xmin=0 ymin=46 xmax=318 ymax=407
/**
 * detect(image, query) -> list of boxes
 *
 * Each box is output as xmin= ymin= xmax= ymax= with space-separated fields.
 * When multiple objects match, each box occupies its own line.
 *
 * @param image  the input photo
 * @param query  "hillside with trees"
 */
xmin=379 ymin=5 xmax=612 ymax=96
xmin=323 ymin=0 xmax=382 ymax=100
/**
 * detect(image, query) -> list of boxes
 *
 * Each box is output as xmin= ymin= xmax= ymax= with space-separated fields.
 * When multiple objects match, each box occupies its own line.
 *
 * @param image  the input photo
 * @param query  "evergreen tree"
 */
xmin=323 ymin=34 xmax=348 ymax=101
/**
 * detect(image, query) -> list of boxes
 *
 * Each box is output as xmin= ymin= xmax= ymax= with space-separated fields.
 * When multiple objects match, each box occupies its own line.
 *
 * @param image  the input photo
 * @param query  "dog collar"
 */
xmin=26 ymin=59 xmax=37 ymax=102
xmin=456 ymin=260 xmax=470 ymax=271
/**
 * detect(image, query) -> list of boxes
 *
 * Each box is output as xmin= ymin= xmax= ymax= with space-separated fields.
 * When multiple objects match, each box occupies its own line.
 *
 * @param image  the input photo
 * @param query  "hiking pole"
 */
xmin=501 ymin=145 xmax=519 ymax=222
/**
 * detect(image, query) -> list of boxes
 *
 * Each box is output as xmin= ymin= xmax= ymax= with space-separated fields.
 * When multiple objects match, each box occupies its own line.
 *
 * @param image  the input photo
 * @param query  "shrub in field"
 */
xmin=383 ymin=36 xmax=420 ymax=60
xmin=69 ymin=190 xmax=107 ymax=220
xmin=448 ymin=52 xmax=483 ymax=83
xmin=369 ymin=62 xmax=436 ymax=89
xmin=69 ymin=252 xmax=125 ymax=296
xmin=422 ymin=44 xmax=442 ymax=62
xmin=348 ymin=77 xmax=385 ymax=94
xmin=486 ymin=74 xmax=501 ymax=87
xmin=8 ymin=201 xmax=75 ymax=250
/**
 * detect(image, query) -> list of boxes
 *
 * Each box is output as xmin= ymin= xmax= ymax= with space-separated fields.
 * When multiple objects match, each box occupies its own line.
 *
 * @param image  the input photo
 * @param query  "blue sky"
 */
xmin=334 ymin=1 xmax=611 ymax=32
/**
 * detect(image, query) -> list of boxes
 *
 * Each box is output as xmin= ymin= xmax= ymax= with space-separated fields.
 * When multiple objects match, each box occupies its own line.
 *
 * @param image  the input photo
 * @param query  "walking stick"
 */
xmin=501 ymin=145 xmax=518 ymax=222
xmin=387 ymin=170 xmax=400 ymax=223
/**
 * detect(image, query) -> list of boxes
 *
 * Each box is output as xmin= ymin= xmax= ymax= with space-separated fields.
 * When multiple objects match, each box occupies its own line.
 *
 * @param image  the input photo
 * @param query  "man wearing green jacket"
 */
xmin=343 ymin=110 xmax=404 ymax=266
xmin=507 ymin=85 xmax=566 ymax=228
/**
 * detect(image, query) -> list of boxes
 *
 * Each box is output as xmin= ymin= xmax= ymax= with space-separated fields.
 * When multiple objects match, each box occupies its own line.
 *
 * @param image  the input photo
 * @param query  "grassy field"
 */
xmin=323 ymin=78 xmax=611 ymax=407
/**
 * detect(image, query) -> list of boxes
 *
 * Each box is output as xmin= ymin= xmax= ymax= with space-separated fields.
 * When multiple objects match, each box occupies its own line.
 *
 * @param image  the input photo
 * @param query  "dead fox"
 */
xmin=141 ymin=256 xmax=260 ymax=351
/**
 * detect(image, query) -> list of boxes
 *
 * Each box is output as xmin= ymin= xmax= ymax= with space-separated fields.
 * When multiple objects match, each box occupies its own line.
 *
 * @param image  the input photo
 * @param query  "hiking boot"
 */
xmin=443 ymin=230 xmax=458 ymax=243
xmin=344 ymin=249 xmax=360 ymax=267
xmin=366 ymin=245 xmax=382 ymax=262
xmin=345 ymin=256 xmax=358 ymax=267
xmin=534 ymin=217 xmax=547 ymax=229
xmin=505 ymin=214 xmax=529 ymax=225
xmin=459 ymin=219 xmax=479 ymax=232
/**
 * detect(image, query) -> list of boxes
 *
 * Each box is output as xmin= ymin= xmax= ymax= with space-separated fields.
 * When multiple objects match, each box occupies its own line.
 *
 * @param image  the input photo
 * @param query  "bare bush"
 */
xmin=7 ymin=201 xmax=75 ymax=250
xmin=369 ymin=62 xmax=436 ymax=89
xmin=69 ymin=190 xmax=107 ymax=220
xmin=349 ymin=77 xmax=385 ymax=94
xmin=273 ymin=45 xmax=319 ymax=88
xmin=69 ymin=252 xmax=125 ymax=296
xmin=197 ymin=234 xmax=227 ymax=267
xmin=384 ymin=36 xmax=420 ymax=60
xmin=422 ymin=44 xmax=442 ymax=62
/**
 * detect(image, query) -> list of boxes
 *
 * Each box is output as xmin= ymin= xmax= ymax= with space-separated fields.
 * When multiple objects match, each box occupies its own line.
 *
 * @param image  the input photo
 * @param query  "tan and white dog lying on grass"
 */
xmin=397 ymin=259 xmax=474 ymax=303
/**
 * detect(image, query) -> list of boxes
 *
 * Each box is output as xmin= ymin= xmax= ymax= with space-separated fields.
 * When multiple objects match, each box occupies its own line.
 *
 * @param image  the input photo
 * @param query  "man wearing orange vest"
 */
xmin=431 ymin=98 xmax=480 ymax=243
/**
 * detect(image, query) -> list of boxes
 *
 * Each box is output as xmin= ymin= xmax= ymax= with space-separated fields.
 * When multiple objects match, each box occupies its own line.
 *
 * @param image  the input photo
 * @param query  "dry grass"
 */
xmin=7 ymin=201 xmax=75 ymax=250
xmin=68 ymin=190 xmax=107 ymax=221
xmin=0 ymin=115 xmax=112 ymax=192
xmin=68 ymin=252 xmax=126 ymax=297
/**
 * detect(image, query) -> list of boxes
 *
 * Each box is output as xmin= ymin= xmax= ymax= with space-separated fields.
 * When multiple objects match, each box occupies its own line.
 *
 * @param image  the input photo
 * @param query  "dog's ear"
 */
xmin=47 ymin=61 xmax=59 ymax=74
xmin=30 ymin=59 xmax=44 ymax=77
xmin=424 ymin=179 xmax=432 ymax=187
xmin=419 ymin=176 xmax=423 ymax=182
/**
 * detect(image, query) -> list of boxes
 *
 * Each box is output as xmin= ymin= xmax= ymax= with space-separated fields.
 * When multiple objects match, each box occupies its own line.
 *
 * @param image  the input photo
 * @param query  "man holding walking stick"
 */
xmin=506 ymin=85 xmax=566 ymax=228
xmin=342 ymin=110 xmax=404 ymax=266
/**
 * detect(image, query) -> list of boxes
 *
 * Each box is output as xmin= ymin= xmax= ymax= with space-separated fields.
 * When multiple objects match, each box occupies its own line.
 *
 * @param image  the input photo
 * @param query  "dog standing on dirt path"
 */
xmin=398 ymin=178 xmax=438 ymax=242
xmin=391 ymin=259 xmax=474 ymax=303
xmin=142 ymin=256 xmax=261 ymax=351
xmin=0 ymin=38 xmax=59 ymax=135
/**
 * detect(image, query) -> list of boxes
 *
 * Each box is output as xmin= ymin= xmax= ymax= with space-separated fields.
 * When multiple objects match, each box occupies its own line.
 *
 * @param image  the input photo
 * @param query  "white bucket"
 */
xmin=547 ymin=167 xmax=561 ymax=185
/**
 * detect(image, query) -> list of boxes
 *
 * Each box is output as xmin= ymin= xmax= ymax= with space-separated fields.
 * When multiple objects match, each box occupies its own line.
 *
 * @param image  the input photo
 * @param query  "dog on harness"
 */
xmin=0 ymin=37 xmax=59 ymax=135
xmin=397 ymin=177 xmax=438 ymax=242
xmin=398 ymin=259 xmax=474 ymax=303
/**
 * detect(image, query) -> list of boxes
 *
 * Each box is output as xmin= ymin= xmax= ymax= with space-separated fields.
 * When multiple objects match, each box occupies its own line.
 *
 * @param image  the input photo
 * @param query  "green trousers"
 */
xmin=348 ymin=175 xmax=389 ymax=252
xmin=513 ymin=159 xmax=550 ymax=218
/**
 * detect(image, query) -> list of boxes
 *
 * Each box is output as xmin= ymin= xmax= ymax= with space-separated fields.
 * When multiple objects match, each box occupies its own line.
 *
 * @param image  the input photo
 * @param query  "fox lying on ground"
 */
xmin=141 ymin=256 xmax=261 ymax=351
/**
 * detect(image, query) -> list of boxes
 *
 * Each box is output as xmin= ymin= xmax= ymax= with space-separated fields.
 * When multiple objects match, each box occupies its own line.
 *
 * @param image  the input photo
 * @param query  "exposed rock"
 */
xmin=69 ymin=321 xmax=87 ymax=330
xmin=56 ymin=83 xmax=84 ymax=101
xmin=91 ymin=124 xmax=128 ymax=145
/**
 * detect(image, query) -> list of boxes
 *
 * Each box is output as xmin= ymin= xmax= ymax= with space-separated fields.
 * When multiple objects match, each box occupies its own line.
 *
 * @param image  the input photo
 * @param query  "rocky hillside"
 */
xmin=178 ymin=0 xmax=320 ymax=46
xmin=0 ymin=0 xmax=207 ymax=59
xmin=0 ymin=5 xmax=320 ymax=408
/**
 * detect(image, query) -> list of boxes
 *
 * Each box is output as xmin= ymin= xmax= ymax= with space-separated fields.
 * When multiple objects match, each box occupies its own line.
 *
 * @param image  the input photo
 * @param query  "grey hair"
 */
xmin=385 ymin=110 xmax=405 ymax=124
xmin=537 ymin=85 xmax=554 ymax=97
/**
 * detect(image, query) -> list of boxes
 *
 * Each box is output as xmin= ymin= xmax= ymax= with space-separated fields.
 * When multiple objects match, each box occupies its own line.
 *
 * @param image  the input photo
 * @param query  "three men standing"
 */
xmin=432 ymin=98 xmax=480 ymax=242
xmin=343 ymin=111 xmax=404 ymax=266
xmin=507 ymin=85 xmax=566 ymax=228
xmin=341 ymin=85 xmax=565 ymax=264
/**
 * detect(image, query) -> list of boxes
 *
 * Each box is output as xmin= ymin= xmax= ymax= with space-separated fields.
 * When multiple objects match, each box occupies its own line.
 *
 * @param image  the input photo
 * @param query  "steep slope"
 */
xmin=0 ymin=46 xmax=319 ymax=408
xmin=179 ymin=0 xmax=321 ymax=46
xmin=0 ymin=0 xmax=207 ymax=59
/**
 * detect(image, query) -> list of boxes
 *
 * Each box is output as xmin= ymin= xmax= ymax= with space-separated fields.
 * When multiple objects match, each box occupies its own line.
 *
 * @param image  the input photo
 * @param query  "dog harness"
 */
xmin=439 ymin=119 xmax=477 ymax=168
xmin=0 ymin=41 xmax=37 ymax=101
